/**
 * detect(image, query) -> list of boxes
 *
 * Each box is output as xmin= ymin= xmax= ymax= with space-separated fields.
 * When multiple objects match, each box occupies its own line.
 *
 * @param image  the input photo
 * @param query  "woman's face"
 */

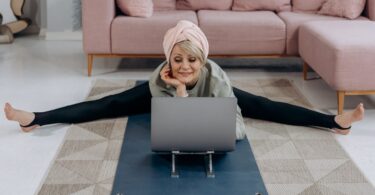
xmin=169 ymin=44 xmax=204 ymax=87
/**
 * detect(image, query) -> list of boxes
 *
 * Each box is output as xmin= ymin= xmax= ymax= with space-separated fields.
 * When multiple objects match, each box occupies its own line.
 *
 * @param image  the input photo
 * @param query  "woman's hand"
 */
xmin=160 ymin=65 xmax=188 ymax=97
xmin=160 ymin=65 xmax=183 ymax=88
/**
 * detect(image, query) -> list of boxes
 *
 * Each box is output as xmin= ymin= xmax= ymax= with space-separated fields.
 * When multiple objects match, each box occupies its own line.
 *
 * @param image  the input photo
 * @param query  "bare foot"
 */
xmin=333 ymin=103 xmax=365 ymax=135
xmin=4 ymin=103 xmax=39 ymax=132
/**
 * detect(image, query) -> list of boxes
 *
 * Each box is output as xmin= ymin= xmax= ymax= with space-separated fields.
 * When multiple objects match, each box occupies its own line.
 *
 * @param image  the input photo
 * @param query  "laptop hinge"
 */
xmin=171 ymin=151 xmax=179 ymax=178
xmin=170 ymin=150 xmax=215 ymax=178
xmin=205 ymin=151 xmax=215 ymax=178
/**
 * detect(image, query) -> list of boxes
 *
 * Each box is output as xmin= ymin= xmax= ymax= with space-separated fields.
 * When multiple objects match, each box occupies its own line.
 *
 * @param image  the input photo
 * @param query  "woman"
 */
xmin=4 ymin=20 xmax=364 ymax=140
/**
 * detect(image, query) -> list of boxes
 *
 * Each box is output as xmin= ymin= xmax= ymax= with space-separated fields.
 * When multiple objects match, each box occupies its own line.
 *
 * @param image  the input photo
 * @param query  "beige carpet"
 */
xmin=37 ymin=79 xmax=374 ymax=195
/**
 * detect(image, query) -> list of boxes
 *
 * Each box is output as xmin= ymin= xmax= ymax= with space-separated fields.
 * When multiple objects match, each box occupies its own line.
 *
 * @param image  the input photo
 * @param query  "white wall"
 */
xmin=20 ymin=0 xmax=82 ymax=39
xmin=46 ymin=0 xmax=81 ymax=32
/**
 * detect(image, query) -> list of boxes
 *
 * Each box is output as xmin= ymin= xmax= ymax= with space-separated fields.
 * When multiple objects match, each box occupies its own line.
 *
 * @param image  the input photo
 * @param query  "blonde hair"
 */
xmin=173 ymin=40 xmax=207 ymax=65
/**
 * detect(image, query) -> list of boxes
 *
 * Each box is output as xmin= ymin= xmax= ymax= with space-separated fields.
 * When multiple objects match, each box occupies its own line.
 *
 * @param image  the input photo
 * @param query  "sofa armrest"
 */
xmin=82 ymin=0 xmax=115 ymax=54
xmin=366 ymin=0 xmax=375 ymax=21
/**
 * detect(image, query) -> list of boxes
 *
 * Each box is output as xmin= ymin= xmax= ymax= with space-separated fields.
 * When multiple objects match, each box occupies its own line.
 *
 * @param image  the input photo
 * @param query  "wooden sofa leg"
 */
xmin=337 ymin=91 xmax=345 ymax=115
xmin=303 ymin=62 xmax=309 ymax=80
xmin=87 ymin=54 xmax=93 ymax=77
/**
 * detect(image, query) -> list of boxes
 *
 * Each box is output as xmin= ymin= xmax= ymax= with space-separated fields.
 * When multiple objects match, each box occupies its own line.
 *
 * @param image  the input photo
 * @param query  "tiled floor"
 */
xmin=0 ymin=36 xmax=374 ymax=195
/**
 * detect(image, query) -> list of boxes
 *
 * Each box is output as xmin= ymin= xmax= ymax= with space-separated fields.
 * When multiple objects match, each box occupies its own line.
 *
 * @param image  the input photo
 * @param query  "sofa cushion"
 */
xmin=83 ymin=0 xmax=116 ymax=54
xmin=198 ymin=10 xmax=286 ymax=55
xmin=111 ymin=11 xmax=198 ymax=54
xmin=318 ymin=0 xmax=366 ymax=19
xmin=153 ymin=0 xmax=176 ymax=11
xmin=116 ymin=0 xmax=153 ymax=18
xmin=292 ymin=0 xmax=325 ymax=13
xmin=299 ymin=21 xmax=375 ymax=90
xmin=367 ymin=0 xmax=375 ymax=20
xmin=278 ymin=12 xmax=368 ymax=55
xmin=176 ymin=0 xmax=233 ymax=10
xmin=232 ymin=0 xmax=291 ymax=12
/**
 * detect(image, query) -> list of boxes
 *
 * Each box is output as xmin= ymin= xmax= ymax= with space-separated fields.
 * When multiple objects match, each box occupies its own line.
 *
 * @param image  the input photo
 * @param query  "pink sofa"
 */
xmin=82 ymin=0 xmax=375 ymax=112
xmin=299 ymin=21 xmax=375 ymax=114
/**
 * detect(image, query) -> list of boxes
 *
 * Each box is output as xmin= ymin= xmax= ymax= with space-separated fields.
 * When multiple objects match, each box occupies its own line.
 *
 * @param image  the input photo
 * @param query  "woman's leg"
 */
xmin=6 ymin=82 xmax=152 ymax=127
xmin=233 ymin=87 xmax=362 ymax=130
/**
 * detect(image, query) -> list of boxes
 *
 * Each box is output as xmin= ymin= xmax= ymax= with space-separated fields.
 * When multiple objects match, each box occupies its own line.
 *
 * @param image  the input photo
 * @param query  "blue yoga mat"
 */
xmin=111 ymin=113 xmax=267 ymax=195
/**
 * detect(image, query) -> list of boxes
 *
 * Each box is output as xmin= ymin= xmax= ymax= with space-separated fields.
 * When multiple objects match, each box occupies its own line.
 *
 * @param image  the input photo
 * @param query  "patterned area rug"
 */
xmin=37 ymin=78 xmax=374 ymax=195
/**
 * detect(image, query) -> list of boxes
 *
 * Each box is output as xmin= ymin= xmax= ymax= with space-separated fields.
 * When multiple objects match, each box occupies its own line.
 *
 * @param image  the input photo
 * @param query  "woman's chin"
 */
xmin=176 ymin=77 xmax=191 ymax=84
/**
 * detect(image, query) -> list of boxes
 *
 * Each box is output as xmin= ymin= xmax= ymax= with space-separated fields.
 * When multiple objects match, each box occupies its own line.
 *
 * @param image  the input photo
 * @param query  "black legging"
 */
xmin=26 ymin=81 xmax=341 ymax=129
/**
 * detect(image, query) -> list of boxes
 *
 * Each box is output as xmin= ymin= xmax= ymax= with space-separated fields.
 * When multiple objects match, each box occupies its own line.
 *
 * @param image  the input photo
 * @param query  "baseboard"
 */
xmin=39 ymin=28 xmax=47 ymax=37
xmin=44 ymin=30 xmax=82 ymax=41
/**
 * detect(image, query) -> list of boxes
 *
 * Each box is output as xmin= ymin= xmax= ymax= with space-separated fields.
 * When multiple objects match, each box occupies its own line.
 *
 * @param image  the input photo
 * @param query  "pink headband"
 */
xmin=163 ymin=20 xmax=209 ymax=63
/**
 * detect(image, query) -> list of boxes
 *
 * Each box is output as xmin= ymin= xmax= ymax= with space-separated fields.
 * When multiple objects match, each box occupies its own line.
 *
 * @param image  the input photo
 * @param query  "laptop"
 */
xmin=151 ymin=97 xmax=237 ymax=152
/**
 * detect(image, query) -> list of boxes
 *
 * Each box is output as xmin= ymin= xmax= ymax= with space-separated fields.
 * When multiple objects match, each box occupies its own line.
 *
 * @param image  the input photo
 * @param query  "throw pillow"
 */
xmin=292 ymin=0 xmax=326 ymax=13
xmin=153 ymin=0 xmax=176 ymax=11
xmin=116 ymin=0 xmax=153 ymax=18
xmin=318 ymin=0 xmax=366 ymax=19
xmin=176 ymin=0 xmax=233 ymax=10
xmin=0 ymin=0 xmax=18 ymax=23
xmin=232 ymin=0 xmax=291 ymax=12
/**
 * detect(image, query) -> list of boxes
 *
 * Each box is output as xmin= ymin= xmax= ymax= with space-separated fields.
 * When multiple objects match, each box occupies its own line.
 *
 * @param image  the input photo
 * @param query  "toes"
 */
xmin=360 ymin=104 xmax=365 ymax=112
xmin=5 ymin=103 xmax=12 ymax=110
xmin=355 ymin=104 xmax=365 ymax=120
xmin=358 ymin=103 xmax=364 ymax=111
xmin=4 ymin=104 xmax=9 ymax=111
xmin=4 ymin=103 xmax=13 ymax=113
xmin=4 ymin=105 xmax=13 ymax=120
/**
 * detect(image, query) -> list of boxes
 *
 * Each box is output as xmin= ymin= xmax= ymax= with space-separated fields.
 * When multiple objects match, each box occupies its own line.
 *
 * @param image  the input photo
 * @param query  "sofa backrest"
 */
xmin=154 ymin=0 xmax=176 ymax=11
xmin=292 ymin=0 xmax=374 ymax=21
xmin=115 ymin=0 xmax=375 ymax=21
xmin=292 ymin=0 xmax=325 ymax=13
xmin=175 ymin=0 xmax=294 ymax=11
xmin=176 ymin=0 xmax=233 ymax=10
xmin=232 ymin=0 xmax=291 ymax=12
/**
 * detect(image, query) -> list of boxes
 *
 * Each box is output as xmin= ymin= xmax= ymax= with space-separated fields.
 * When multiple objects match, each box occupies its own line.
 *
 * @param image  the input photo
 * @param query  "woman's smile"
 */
xmin=178 ymin=72 xmax=193 ymax=77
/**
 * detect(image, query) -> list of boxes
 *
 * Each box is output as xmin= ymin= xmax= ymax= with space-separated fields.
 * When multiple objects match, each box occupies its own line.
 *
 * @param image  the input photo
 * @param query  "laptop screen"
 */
xmin=151 ymin=97 xmax=237 ymax=152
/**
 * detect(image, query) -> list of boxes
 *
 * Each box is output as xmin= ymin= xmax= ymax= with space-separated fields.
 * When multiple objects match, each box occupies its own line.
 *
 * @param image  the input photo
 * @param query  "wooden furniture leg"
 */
xmin=337 ymin=91 xmax=345 ymax=115
xmin=87 ymin=54 xmax=93 ymax=77
xmin=303 ymin=62 xmax=309 ymax=80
